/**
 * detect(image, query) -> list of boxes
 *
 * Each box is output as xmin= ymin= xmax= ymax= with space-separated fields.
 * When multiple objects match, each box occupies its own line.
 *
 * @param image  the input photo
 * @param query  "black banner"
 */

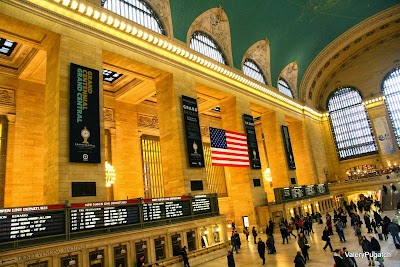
xmin=274 ymin=184 xmax=330 ymax=204
xmin=70 ymin=63 xmax=100 ymax=163
xmin=182 ymin=95 xmax=205 ymax=167
xmin=281 ymin=125 xmax=296 ymax=170
xmin=243 ymin=114 xmax=261 ymax=169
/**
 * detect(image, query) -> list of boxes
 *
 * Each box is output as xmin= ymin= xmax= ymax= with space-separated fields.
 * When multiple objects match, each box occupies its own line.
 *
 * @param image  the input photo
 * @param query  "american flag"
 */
xmin=209 ymin=127 xmax=250 ymax=167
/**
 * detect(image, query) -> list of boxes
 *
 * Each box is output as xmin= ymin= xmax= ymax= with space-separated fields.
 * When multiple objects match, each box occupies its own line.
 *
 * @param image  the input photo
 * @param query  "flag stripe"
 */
xmin=209 ymin=127 xmax=250 ymax=167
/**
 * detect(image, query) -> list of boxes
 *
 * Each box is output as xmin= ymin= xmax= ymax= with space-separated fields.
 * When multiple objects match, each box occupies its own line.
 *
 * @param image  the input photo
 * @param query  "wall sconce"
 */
xmin=142 ymin=244 xmax=147 ymax=249
xmin=69 ymin=259 xmax=76 ymax=266
xmin=105 ymin=161 xmax=116 ymax=187
xmin=192 ymin=233 xmax=196 ymax=238
xmin=263 ymin=168 xmax=272 ymax=182
xmin=161 ymin=240 xmax=165 ymax=245
xmin=227 ymin=224 xmax=232 ymax=228
xmin=177 ymin=237 xmax=182 ymax=241
xmin=119 ymin=245 xmax=126 ymax=254
xmin=96 ymin=254 xmax=103 ymax=260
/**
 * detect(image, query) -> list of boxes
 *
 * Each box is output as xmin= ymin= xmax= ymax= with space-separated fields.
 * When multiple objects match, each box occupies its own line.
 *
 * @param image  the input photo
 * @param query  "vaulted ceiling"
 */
xmin=170 ymin=0 xmax=399 ymax=95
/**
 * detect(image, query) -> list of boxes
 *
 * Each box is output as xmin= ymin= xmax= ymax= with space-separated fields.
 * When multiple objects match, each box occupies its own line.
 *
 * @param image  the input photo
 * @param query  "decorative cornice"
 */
xmin=138 ymin=114 xmax=159 ymax=129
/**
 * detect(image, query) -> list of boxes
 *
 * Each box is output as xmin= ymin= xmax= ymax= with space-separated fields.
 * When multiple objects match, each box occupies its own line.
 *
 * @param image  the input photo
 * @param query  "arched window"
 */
xmin=277 ymin=78 xmax=294 ymax=98
xmin=243 ymin=59 xmax=267 ymax=85
xmin=190 ymin=31 xmax=227 ymax=65
xmin=102 ymin=0 xmax=165 ymax=35
xmin=327 ymin=87 xmax=378 ymax=160
xmin=382 ymin=67 xmax=400 ymax=147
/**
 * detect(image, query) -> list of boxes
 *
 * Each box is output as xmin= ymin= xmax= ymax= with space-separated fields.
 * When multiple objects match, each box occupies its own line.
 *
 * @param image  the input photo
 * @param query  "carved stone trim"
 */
xmin=138 ymin=114 xmax=159 ymax=129
xmin=0 ymin=89 xmax=14 ymax=105
xmin=278 ymin=62 xmax=298 ymax=99
xmin=200 ymin=126 xmax=209 ymax=137
xmin=104 ymin=107 xmax=114 ymax=122
xmin=148 ymin=0 xmax=173 ymax=37
xmin=242 ymin=40 xmax=272 ymax=85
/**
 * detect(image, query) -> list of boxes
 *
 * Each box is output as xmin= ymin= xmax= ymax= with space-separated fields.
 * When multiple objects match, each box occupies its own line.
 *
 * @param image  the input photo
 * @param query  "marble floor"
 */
xmin=199 ymin=211 xmax=400 ymax=267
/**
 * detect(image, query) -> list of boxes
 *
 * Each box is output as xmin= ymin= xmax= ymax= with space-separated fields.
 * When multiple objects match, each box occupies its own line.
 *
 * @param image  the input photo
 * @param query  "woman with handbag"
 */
xmin=297 ymin=232 xmax=310 ymax=261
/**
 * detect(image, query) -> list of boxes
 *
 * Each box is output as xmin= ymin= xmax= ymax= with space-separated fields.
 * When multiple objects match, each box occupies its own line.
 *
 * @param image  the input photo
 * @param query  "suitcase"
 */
xmin=378 ymin=233 xmax=383 ymax=241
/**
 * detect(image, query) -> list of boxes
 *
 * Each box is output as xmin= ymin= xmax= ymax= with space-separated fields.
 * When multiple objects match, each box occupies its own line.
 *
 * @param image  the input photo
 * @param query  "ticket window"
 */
xmin=154 ymin=237 xmax=166 ymax=261
xmin=89 ymin=250 xmax=104 ymax=267
xmin=114 ymin=245 xmax=127 ymax=267
xmin=61 ymin=255 xmax=78 ymax=267
xmin=186 ymin=231 xmax=196 ymax=252
xmin=171 ymin=234 xmax=182 ymax=256
xmin=135 ymin=241 xmax=148 ymax=263
xmin=27 ymin=261 xmax=48 ymax=267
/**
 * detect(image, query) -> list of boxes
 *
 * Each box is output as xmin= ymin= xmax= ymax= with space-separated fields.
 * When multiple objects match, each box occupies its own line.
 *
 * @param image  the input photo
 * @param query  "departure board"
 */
xmin=70 ymin=200 xmax=140 ymax=232
xmin=192 ymin=196 xmax=212 ymax=215
xmin=0 ymin=205 xmax=65 ymax=243
xmin=142 ymin=196 xmax=191 ymax=222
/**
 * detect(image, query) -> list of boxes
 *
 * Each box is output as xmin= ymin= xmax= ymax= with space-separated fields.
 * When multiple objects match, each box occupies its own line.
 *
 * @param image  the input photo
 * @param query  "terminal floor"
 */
xmin=199 ymin=211 xmax=400 ymax=267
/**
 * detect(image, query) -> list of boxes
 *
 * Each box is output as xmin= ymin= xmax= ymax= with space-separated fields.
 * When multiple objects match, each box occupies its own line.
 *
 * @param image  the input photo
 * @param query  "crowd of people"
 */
xmin=226 ymin=199 xmax=400 ymax=267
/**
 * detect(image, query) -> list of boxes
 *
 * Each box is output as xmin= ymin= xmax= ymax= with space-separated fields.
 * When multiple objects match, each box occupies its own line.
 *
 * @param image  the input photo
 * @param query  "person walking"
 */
xmin=252 ymin=226 xmax=258 ymax=244
xmin=297 ymin=232 xmax=310 ymax=261
xmin=370 ymin=235 xmax=384 ymax=267
xmin=288 ymin=223 xmax=297 ymax=239
xmin=281 ymin=226 xmax=289 ymax=244
xmin=333 ymin=249 xmax=346 ymax=267
xmin=243 ymin=227 xmax=249 ymax=242
xmin=227 ymin=250 xmax=235 ymax=267
xmin=335 ymin=219 xmax=346 ymax=242
xmin=355 ymin=222 xmax=362 ymax=245
xmin=388 ymin=219 xmax=400 ymax=248
xmin=294 ymin=251 xmax=306 ymax=267
xmin=257 ymin=238 xmax=266 ymax=265
xmin=266 ymin=233 xmax=276 ymax=254
xmin=342 ymin=247 xmax=357 ymax=267
xmin=180 ymin=246 xmax=190 ymax=267
xmin=230 ymin=233 xmax=239 ymax=254
xmin=364 ymin=212 xmax=372 ymax=233
xmin=322 ymin=226 xmax=333 ymax=252
xmin=361 ymin=236 xmax=374 ymax=266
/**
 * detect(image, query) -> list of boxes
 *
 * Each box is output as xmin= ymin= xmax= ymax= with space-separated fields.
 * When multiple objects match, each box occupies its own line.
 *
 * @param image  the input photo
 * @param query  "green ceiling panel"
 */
xmin=170 ymin=0 xmax=399 ymax=89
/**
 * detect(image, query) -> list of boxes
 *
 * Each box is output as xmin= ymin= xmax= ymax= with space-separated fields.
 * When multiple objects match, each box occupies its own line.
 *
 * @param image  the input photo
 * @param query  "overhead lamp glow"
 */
xmin=119 ymin=22 xmax=126 ymax=31
xmin=153 ymin=37 xmax=158 ymax=44
xmin=162 ymin=42 xmax=168 ymax=49
xmin=78 ymin=3 xmax=86 ymax=13
xmin=192 ymin=55 xmax=197 ymax=61
xmin=125 ymin=25 xmax=132 ymax=33
xmin=70 ymin=0 xmax=78 ymax=9
xmin=54 ymin=0 xmax=61 ymax=3
xmin=85 ymin=7 xmax=93 ymax=16
xmin=113 ymin=19 xmax=120 ymax=28
xmin=62 ymin=0 xmax=71 ymax=6
xmin=188 ymin=53 xmax=193 ymax=60
xmin=93 ymin=10 xmax=101 ymax=19
xmin=100 ymin=13 xmax=108 ymax=22
xmin=148 ymin=34 xmax=154 ymax=42
xmin=137 ymin=30 xmax=143 ymax=38
xmin=157 ymin=39 xmax=164 ymax=46
xmin=171 ymin=46 xmax=177 ymax=53
xmin=131 ymin=27 xmax=138 ymax=35
xmin=106 ymin=16 xmax=114 ymax=25
xmin=167 ymin=44 xmax=173 ymax=51
xmin=142 ymin=32 xmax=149 ymax=40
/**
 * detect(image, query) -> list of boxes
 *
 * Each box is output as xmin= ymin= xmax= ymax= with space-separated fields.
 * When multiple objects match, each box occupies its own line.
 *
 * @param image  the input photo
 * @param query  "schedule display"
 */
xmin=0 ymin=205 xmax=65 ymax=242
xmin=70 ymin=200 xmax=140 ymax=232
xmin=142 ymin=197 xmax=191 ymax=221
xmin=192 ymin=196 xmax=212 ymax=214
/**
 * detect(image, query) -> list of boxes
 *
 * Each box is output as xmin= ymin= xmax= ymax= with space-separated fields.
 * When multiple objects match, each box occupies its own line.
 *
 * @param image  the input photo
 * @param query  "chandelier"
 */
xmin=263 ymin=168 xmax=272 ymax=182
xmin=105 ymin=161 xmax=116 ymax=187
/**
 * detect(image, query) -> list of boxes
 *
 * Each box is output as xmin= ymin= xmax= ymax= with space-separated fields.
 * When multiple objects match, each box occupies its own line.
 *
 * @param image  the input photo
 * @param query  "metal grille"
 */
xmin=190 ymin=31 xmax=227 ymax=65
xmin=103 ymin=69 xmax=123 ymax=83
xmin=327 ymin=87 xmax=378 ymax=160
xmin=203 ymin=143 xmax=228 ymax=197
xmin=243 ymin=59 xmax=267 ymax=85
xmin=141 ymin=135 xmax=164 ymax=198
xmin=0 ymin=38 xmax=17 ymax=57
xmin=277 ymin=79 xmax=294 ymax=98
xmin=102 ymin=0 xmax=165 ymax=35
xmin=382 ymin=67 xmax=400 ymax=148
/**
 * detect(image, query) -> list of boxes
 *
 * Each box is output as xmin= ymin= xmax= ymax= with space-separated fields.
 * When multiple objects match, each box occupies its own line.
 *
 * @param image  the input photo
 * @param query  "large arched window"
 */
xmin=189 ymin=31 xmax=227 ymax=65
xmin=382 ymin=67 xmax=400 ymax=148
xmin=102 ymin=0 xmax=165 ymax=35
xmin=243 ymin=59 xmax=267 ymax=85
xmin=328 ymin=87 xmax=378 ymax=160
xmin=277 ymin=78 xmax=294 ymax=98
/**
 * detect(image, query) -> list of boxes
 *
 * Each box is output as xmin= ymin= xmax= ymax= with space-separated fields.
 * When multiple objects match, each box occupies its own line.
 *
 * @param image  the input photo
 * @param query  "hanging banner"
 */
xmin=69 ymin=63 xmax=101 ymax=163
xmin=243 ymin=114 xmax=261 ymax=169
xmin=281 ymin=125 xmax=296 ymax=170
xmin=373 ymin=116 xmax=395 ymax=155
xmin=182 ymin=95 xmax=205 ymax=167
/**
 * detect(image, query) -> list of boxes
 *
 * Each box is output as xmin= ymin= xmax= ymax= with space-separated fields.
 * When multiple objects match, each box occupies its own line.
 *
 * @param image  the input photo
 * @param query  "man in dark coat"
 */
xmin=252 ymin=226 xmax=258 ymax=244
xmin=180 ymin=246 xmax=190 ymax=267
xmin=294 ymin=251 xmax=306 ymax=267
xmin=257 ymin=238 xmax=266 ymax=265
xmin=227 ymin=250 xmax=235 ymax=267
xmin=370 ymin=235 xmax=384 ymax=267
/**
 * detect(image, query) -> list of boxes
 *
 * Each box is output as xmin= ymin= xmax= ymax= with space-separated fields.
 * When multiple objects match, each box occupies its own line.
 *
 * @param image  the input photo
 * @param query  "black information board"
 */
xmin=182 ymin=95 xmax=205 ymax=168
xmin=192 ymin=197 xmax=212 ymax=215
xmin=281 ymin=125 xmax=296 ymax=170
xmin=243 ymin=114 xmax=261 ymax=169
xmin=275 ymin=184 xmax=330 ymax=204
xmin=142 ymin=197 xmax=191 ymax=222
xmin=70 ymin=200 xmax=140 ymax=232
xmin=0 ymin=205 xmax=65 ymax=243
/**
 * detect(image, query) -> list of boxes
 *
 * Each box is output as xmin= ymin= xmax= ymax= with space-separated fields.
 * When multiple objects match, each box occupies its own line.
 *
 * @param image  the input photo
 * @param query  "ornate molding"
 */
xmin=243 ymin=40 xmax=272 ymax=85
xmin=200 ymin=126 xmax=209 ymax=137
xmin=138 ymin=114 xmax=159 ymax=129
xmin=0 ymin=89 xmax=14 ymax=105
xmin=104 ymin=107 xmax=114 ymax=121
xmin=279 ymin=62 xmax=298 ymax=98
xmin=187 ymin=6 xmax=233 ymax=66
xmin=148 ymin=0 xmax=173 ymax=37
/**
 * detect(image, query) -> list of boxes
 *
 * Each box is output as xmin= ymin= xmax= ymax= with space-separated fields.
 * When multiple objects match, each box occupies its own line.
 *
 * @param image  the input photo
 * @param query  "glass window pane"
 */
xmin=102 ymin=0 xmax=165 ymax=35
xmin=243 ymin=59 xmax=267 ymax=85
xmin=327 ymin=87 xmax=378 ymax=160
xmin=382 ymin=67 xmax=400 ymax=148
xmin=277 ymin=79 xmax=294 ymax=98
xmin=190 ymin=31 xmax=227 ymax=65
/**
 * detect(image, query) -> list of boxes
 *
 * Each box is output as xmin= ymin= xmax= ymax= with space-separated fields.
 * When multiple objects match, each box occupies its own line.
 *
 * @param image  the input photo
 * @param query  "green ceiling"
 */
xmin=169 ymin=0 xmax=399 ymax=89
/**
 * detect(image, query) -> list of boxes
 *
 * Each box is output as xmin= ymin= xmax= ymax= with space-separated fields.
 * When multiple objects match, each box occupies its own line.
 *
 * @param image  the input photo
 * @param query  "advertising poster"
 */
xmin=281 ymin=125 xmax=296 ymax=170
xmin=373 ymin=116 xmax=395 ymax=155
xmin=243 ymin=114 xmax=261 ymax=169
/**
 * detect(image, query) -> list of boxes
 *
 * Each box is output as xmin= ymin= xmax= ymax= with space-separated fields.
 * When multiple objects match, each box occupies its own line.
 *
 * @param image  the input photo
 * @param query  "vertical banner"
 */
xmin=243 ymin=114 xmax=261 ymax=169
xmin=373 ymin=116 xmax=395 ymax=155
xmin=70 ymin=63 xmax=100 ymax=163
xmin=182 ymin=95 xmax=205 ymax=167
xmin=281 ymin=125 xmax=296 ymax=170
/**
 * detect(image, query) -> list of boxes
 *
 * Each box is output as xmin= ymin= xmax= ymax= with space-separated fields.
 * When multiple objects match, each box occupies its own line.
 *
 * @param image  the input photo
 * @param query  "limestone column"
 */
xmin=44 ymin=34 xmax=106 ymax=204
xmin=320 ymin=117 xmax=341 ymax=181
xmin=155 ymin=73 xmax=208 ymax=196
xmin=113 ymin=102 xmax=143 ymax=200
xmin=260 ymin=112 xmax=293 ymax=188
xmin=219 ymin=96 xmax=265 ymax=227
xmin=3 ymin=114 xmax=14 ymax=207
xmin=288 ymin=120 xmax=317 ymax=185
